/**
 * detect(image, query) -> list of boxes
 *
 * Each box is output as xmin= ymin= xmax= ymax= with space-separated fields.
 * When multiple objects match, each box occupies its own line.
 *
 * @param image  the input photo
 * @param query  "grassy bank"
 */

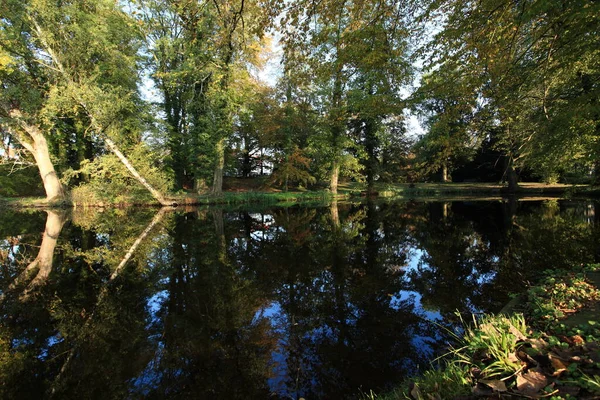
xmin=340 ymin=182 xmax=588 ymax=199
xmin=0 ymin=191 xmax=341 ymax=209
xmin=369 ymin=264 xmax=600 ymax=400
xmin=1 ymin=182 xmax=593 ymax=209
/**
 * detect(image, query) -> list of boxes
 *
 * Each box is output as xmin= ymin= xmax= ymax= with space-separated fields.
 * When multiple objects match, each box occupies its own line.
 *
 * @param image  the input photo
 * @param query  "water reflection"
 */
xmin=0 ymin=200 xmax=599 ymax=399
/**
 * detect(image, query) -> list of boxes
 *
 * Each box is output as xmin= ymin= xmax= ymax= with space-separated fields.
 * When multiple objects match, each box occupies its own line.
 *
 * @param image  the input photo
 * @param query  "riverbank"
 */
xmin=0 ymin=182 xmax=594 ymax=209
xmin=370 ymin=264 xmax=600 ymax=399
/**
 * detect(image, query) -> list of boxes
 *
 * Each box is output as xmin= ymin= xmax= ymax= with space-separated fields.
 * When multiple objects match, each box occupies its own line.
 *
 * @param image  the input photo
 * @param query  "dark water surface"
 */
xmin=1 ymin=199 xmax=599 ymax=399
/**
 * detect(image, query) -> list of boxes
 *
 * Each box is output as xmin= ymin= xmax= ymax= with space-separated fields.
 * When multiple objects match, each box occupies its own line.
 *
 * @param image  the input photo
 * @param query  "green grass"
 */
xmin=181 ymin=190 xmax=339 ymax=206
xmin=339 ymin=182 xmax=587 ymax=199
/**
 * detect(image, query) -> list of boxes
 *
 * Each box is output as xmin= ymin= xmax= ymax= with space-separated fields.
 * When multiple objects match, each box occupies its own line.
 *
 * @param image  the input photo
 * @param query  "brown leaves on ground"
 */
xmin=408 ymin=336 xmax=600 ymax=399
xmin=515 ymin=368 xmax=548 ymax=395
xmin=463 ymin=336 xmax=600 ymax=399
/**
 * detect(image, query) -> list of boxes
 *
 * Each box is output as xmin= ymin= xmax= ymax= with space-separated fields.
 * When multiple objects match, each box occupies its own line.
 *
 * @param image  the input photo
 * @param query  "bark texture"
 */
xmin=8 ymin=110 xmax=66 ymax=202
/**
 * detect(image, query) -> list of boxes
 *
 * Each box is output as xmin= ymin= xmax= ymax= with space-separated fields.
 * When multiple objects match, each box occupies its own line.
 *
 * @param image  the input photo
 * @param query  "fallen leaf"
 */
xmin=548 ymin=352 xmax=569 ymax=377
xmin=508 ymin=351 xmax=521 ymax=365
xmin=480 ymin=379 xmax=507 ymax=392
xmin=528 ymin=338 xmax=549 ymax=351
xmin=516 ymin=349 xmax=538 ymax=367
xmin=516 ymin=369 xmax=548 ymax=396
xmin=553 ymin=347 xmax=585 ymax=362
xmin=571 ymin=335 xmax=585 ymax=345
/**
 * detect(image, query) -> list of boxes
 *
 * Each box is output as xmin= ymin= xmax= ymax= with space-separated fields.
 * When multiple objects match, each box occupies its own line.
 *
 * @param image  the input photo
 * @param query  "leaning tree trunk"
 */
xmin=28 ymin=19 xmax=170 ymax=207
xmin=29 ymin=133 xmax=65 ymax=202
xmin=102 ymin=135 xmax=171 ymax=206
xmin=8 ymin=110 xmax=66 ymax=202
xmin=0 ymin=210 xmax=67 ymax=302
xmin=25 ymin=210 xmax=66 ymax=292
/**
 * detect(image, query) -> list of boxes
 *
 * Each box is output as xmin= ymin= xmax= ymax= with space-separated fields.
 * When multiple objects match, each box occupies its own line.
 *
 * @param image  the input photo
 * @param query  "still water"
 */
xmin=0 ymin=199 xmax=598 ymax=399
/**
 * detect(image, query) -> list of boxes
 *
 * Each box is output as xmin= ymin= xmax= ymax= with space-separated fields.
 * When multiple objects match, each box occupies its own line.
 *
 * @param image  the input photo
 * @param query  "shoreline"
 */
xmin=370 ymin=264 xmax=600 ymax=400
xmin=0 ymin=182 xmax=595 ymax=209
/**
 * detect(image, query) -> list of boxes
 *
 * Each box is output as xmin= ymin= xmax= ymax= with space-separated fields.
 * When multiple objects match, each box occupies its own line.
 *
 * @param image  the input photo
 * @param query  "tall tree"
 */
xmin=412 ymin=67 xmax=478 ymax=182
xmin=1 ymin=0 xmax=170 ymax=204
xmin=0 ymin=1 xmax=66 ymax=202
xmin=280 ymin=0 xmax=416 ymax=194
xmin=142 ymin=0 xmax=277 ymax=194
xmin=422 ymin=0 xmax=600 ymax=188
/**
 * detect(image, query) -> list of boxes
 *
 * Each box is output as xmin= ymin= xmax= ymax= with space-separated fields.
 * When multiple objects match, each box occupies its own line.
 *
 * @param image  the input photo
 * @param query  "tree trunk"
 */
xmin=441 ymin=163 xmax=449 ymax=183
xmin=26 ymin=210 xmax=66 ymax=290
xmin=212 ymin=209 xmax=227 ymax=264
xmin=31 ymin=135 xmax=66 ymax=202
xmin=26 ymin=24 xmax=170 ymax=206
xmin=103 ymin=136 xmax=171 ymax=206
xmin=110 ymin=208 xmax=166 ymax=280
xmin=330 ymin=161 xmax=340 ymax=195
xmin=8 ymin=110 xmax=66 ymax=202
xmin=212 ymin=137 xmax=225 ymax=194
xmin=330 ymin=198 xmax=340 ymax=228
xmin=506 ymin=159 xmax=519 ymax=193
xmin=0 ymin=210 xmax=67 ymax=302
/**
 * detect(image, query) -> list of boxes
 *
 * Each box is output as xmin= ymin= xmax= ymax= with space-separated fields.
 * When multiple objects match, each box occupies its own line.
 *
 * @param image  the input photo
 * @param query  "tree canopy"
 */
xmin=0 ymin=0 xmax=598 ymax=201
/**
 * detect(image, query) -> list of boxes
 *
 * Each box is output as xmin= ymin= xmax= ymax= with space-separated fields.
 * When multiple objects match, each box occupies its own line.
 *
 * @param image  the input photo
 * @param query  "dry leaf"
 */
xmin=508 ymin=351 xmax=521 ymax=365
xmin=571 ymin=335 xmax=585 ymax=345
xmin=528 ymin=338 xmax=549 ymax=351
xmin=548 ymin=352 xmax=569 ymax=377
xmin=480 ymin=379 xmax=507 ymax=392
xmin=516 ymin=369 xmax=548 ymax=396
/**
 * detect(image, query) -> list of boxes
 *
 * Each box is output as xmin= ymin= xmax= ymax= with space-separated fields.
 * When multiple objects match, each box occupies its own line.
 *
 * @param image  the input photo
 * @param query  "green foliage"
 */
xmin=67 ymin=145 xmax=172 ymax=205
xmin=280 ymin=0 xmax=416 ymax=190
xmin=412 ymin=67 xmax=479 ymax=181
xmin=421 ymin=0 xmax=600 ymax=183
xmin=526 ymin=264 xmax=600 ymax=330
xmin=0 ymin=165 xmax=43 ymax=197
xmin=269 ymin=147 xmax=316 ymax=190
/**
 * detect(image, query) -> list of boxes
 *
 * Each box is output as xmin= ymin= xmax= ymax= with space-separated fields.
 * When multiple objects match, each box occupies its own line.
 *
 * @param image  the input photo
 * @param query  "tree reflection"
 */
xmin=0 ymin=200 xmax=599 ymax=399
xmin=134 ymin=210 xmax=276 ymax=399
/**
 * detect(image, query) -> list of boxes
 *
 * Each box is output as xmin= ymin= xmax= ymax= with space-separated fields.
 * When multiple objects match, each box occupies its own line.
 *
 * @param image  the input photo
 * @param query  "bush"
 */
xmin=66 ymin=145 xmax=172 ymax=205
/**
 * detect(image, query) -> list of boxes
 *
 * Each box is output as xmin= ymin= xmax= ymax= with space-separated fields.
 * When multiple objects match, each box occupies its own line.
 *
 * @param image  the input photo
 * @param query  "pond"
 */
xmin=1 ymin=198 xmax=599 ymax=399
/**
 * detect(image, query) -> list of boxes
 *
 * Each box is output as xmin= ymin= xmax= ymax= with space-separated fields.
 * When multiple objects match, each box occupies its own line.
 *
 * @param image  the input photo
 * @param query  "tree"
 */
xmin=280 ymin=0 xmax=416 ymax=193
xmin=141 ymin=0 xmax=278 ymax=194
xmin=421 ymin=0 xmax=600 ymax=188
xmin=412 ymin=67 xmax=478 ymax=182
xmin=0 ymin=1 xmax=66 ymax=202
xmin=1 ymin=0 xmax=171 ymax=204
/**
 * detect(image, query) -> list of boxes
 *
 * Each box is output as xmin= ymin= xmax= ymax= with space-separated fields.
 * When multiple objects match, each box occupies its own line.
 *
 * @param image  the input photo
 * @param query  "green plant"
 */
xmin=526 ymin=265 xmax=600 ymax=330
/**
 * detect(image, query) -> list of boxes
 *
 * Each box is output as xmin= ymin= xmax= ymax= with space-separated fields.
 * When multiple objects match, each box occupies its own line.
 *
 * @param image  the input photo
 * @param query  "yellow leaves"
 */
xmin=0 ymin=50 xmax=14 ymax=75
